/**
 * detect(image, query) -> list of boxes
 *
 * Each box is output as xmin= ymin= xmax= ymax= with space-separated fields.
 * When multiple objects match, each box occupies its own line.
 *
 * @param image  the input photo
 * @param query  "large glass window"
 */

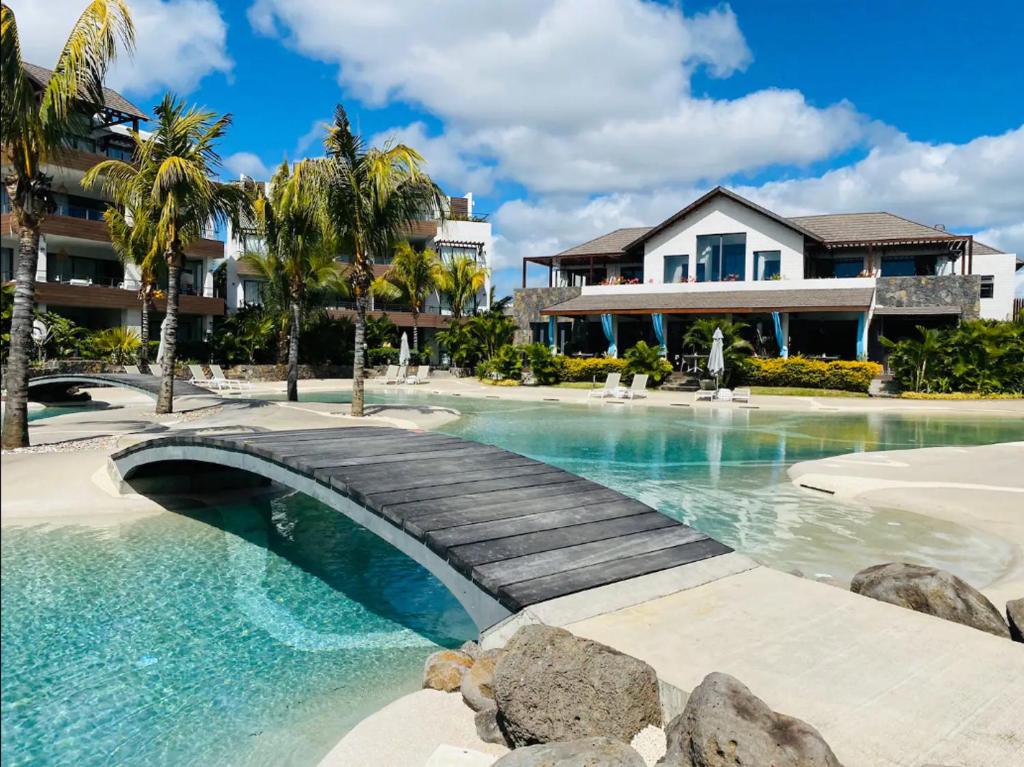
xmin=243 ymin=279 xmax=262 ymax=305
xmin=754 ymin=250 xmax=781 ymax=280
xmin=695 ymin=234 xmax=746 ymax=282
xmin=833 ymin=258 xmax=863 ymax=278
xmin=663 ymin=255 xmax=688 ymax=283
xmin=880 ymin=256 xmax=916 ymax=277
xmin=619 ymin=265 xmax=643 ymax=283
xmin=181 ymin=259 xmax=204 ymax=295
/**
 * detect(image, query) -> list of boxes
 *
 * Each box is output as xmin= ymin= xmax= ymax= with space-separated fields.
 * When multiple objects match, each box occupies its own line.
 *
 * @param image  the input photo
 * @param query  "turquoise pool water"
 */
xmin=3 ymin=390 xmax=1022 ymax=766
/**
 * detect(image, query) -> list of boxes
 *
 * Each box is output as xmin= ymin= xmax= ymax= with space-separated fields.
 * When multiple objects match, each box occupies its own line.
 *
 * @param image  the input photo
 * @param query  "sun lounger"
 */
xmin=717 ymin=388 xmax=734 ymax=402
xmin=210 ymin=364 xmax=252 ymax=391
xmin=588 ymin=373 xmax=622 ymax=399
xmin=409 ymin=365 xmax=431 ymax=384
xmin=188 ymin=364 xmax=221 ymax=390
xmin=694 ymin=389 xmax=715 ymax=402
xmin=619 ymin=374 xmax=648 ymax=399
xmin=123 ymin=364 xmax=142 ymax=376
xmin=733 ymin=387 xmax=751 ymax=403
xmin=383 ymin=364 xmax=406 ymax=385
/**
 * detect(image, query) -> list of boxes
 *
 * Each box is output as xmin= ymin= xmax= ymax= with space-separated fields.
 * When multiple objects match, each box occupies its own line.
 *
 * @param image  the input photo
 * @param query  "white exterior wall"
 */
xmin=436 ymin=217 xmax=493 ymax=309
xmin=643 ymin=196 xmax=805 ymax=285
xmin=972 ymin=251 xmax=1018 ymax=320
xmin=223 ymin=218 xmax=251 ymax=312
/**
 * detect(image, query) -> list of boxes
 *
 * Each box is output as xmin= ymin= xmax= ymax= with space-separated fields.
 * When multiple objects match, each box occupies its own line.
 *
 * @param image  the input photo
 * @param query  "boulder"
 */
xmin=461 ymin=639 xmax=482 ymax=660
xmin=462 ymin=648 xmax=506 ymax=712
xmin=475 ymin=706 xmax=511 ymax=747
xmin=493 ymin=625 xmax=661 ymax=747
xmin=1007 ymin=598 xmax=1024 ymax=643
xmin=493 ymin=737 xmax=645 ymax=767
xmin=422 ymin=648 xmax=474 ymax=692
xmin=850 ymin=563 xmax=1010 ymax=638
xmin=658 ymin=672 xmax=843 ymax=767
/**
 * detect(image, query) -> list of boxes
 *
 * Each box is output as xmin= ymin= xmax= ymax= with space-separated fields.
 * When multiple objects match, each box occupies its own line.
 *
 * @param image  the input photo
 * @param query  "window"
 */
xmin=980 ymin=275 xmax=994 ymax=299
xmin=243 ymin=279 xmax=262 ymax=305
xmin=181 ymin=259 xmax=204 ymax=295
xmin=695 ymin=233 xmax=746 ymax=281
xmin=619 ymin=265 xmax=643 ymax=282
xmin=880 ymin=256 xmax=916 ymax=277
xmin=663 ymin=255 xmax=688 ymax=283
xmin=754 ymin=251 xmax=781 ymax=280
xmin=437 ymin=243 xmax=482 ymax=263
xmin=833 ymin=258 xmax=863 ymax=278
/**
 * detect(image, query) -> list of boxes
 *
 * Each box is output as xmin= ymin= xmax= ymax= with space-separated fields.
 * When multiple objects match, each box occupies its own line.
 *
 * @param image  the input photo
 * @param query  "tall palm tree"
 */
xmin=373 ymin=241 xmax=442 ymax=352
xmin=438 ymin=253 xmax=488 ymax=320
xmin=0 ymin=1 xmax=134 ymax=448
xmin=105 ymin=204 xmax=159 ymax=365
xmin=241 ymin=160 xmax=343 ymax=401
xmin=84 ymin=94 xmax=250 ymax=413
xmin=311 ymin=105 xmax=446 ymax=417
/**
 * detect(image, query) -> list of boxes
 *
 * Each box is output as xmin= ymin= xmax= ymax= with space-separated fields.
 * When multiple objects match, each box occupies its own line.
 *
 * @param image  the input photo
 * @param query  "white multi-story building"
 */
xmin=516 ymin=187 xmax=1020 ymax=361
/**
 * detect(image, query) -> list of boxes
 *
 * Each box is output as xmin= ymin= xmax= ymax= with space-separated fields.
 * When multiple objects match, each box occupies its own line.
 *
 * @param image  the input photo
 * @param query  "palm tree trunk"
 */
xmin=157 ymin=256 xmax=181 ymax=414
xmin=287 ymin=297 xmax=300 ymax=402
xmin=412 ymin=311 xmax=419 ymax=354
xmin=351 ymin=292 xmax=368 ymax=417
xmin=1 ymin=224 xmax=41 ymax=449
xmin=139 ymin=296 xmax=150 ymax=366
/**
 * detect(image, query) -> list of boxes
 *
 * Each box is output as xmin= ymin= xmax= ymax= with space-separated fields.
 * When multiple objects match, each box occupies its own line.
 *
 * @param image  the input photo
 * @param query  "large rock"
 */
xmin=475 ymin=706 xmax=511 ymax=747
xmin=658 ymin=672 xmax=842 ymax=767
xmin=462 ymin=648 xmax=506 ymax=712
xmin=493 ymin=737 xmax=645 ymax=767
xmin=422 ymin=649 xmax=474 ymax=692
xmin=1007 ymin=598 xmax=1024 ymax=643
xmin=850 ymin=563 xmax=1010 ymax=638
xmin=493 ymin=625 xmax=661 ymax=747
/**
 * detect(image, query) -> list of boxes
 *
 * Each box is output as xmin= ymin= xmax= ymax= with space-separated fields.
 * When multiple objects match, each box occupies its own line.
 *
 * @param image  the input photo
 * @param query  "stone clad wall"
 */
xmin=875 ymin=275 xmax=981 ymax=319
xmin=512 ymin=287 xmax=582 ymax=344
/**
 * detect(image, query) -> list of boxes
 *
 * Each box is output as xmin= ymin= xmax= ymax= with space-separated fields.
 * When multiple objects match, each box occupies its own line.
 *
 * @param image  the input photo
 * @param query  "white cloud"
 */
xmin=9 ymin=0 xmax=232 ymax=97
xmin=975 ymin=222 xmax=1024 ymax=257
xmin=223 ymin=151 xmax=272 ymax=181
xmin=369 ymin=122 xmax=497 ymax=195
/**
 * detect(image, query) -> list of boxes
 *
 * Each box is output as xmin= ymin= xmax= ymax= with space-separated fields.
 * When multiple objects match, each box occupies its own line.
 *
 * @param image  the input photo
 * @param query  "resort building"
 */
xmin=0 ymin=63 xmax=226 ymax=343
xmin=223 ymin=188 xmax=493 ymax=354
xmin=514 ymin=187 xmax=1020 ymax=362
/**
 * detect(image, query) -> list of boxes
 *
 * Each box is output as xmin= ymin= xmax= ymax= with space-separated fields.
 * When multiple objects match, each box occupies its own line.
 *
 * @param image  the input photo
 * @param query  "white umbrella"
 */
xmin=707 ymin=327 xmax=725 ymax=387
xmin=399 ymin=332 xmax=410 ymax=367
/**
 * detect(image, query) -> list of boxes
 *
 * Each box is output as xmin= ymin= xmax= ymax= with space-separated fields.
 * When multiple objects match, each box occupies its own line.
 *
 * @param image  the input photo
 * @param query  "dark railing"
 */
xmin=55 ymin=204 xmax=107 ymax=222
xmin=41 ymin=274 xmax=216 ymax=297
xmin=328 ymin=299 xmax=440 ymax=315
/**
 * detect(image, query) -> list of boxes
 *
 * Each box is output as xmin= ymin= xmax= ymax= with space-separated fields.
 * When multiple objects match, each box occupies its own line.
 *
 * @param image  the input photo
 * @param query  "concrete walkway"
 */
xmin=556 ymin=559 xmax=1024 ymax=767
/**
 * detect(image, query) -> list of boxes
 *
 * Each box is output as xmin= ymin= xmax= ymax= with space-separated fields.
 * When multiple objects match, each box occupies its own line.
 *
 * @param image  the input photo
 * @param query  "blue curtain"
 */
xmin=856 ymin=312 xmax=867 ymax=360
xmin=771 ymin=312 xmax=788 ymax=358
xmin=651 ymin=313 xmax=666 ymax=356
xmin=601 ymin=313 xmax=617 ymax=357
xmin=547 ymin=316 xmax=557 ymax=352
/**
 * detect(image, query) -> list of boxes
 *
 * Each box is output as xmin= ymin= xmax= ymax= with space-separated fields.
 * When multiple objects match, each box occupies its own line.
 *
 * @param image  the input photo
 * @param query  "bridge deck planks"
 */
xmin=113 ymin=426 xmax=732 ymax=612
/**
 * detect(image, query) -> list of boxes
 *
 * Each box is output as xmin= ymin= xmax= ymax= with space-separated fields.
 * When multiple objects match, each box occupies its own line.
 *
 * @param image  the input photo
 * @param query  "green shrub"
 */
xmin=738 ymin=357 xmax=882 ymax=393
xmin=86 ymin=327 xmax=141 ymax=365
xmin=476 ymin=344 xmax=523 ymax=381
xmin=623 ymin=341 xmax=673 ymax=386
xmin=554 ymin=356 xmax=628 ymax=382
xmin=521 ymin=343 xmax=560 ymax=385
xmin=367 ymin=347 xmax=425 ymax=367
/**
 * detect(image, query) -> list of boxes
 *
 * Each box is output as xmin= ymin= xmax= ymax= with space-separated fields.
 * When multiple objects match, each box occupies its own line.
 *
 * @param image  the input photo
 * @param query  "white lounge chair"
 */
xmin=694 ymin=388 xmax=716 ymax=402
xmin=733 ymin=387 xmax=751 ymax=403
xmin=210 ymin=364 xmax=252 ymax=391
xmin=123 ymin=364 xmax=142 ymax=376
xmin=620 ymin=374 xmax=648 ymax=399
xmin=409 ymin=365 xmax=431 ymax=384
xmin=717 ymin=388 xmax=734 ymax=402
xmin=382 ymin=364 xmax=402 ymax=384
xmin=588 ymin=373 xmax=622 ymax=399
xmin=188 ymin=364 xmax=221 ymax=390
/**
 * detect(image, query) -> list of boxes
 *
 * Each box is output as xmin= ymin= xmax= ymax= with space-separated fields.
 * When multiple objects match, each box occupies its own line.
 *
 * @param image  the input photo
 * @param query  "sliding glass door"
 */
xmin=695 ymin=233 xmax=746 ymax=282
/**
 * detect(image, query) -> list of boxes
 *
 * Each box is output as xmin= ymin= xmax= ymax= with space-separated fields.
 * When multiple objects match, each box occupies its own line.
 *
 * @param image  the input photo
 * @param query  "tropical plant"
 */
xmin=88 ymin=326 xmax=140 ymax=364
xmin=437 ymin=253 xmax=488 ymax=319
xmin=0 ymin=283 xmax=13 ymax=357
xmin=365 ymin=312 xmax=399 ymax=350
xmin=241 ymin=161 xmax=342 ymax=401
xmin=435 ymin=319 xmax=478 ymax=370
xmin=476 ymin=344 xmax=523 ymax=381
xmin=311 ymin=105 xmax=446 ymax=416
xmin=1 ymin=0 xmax=134 ymax=447
xmin=36 ymin=311 xmax=85 ymax=360
xmin=880 ymin=325 xmax=943 ymax=392
xmin=373 ymin=242 xmax=442 ymax=352
xmin=83 ymin=94 xmax=250 ymax=414
xmin=521 ymin=342 xmax=559 ymax=385
xmin=466 ymin=306 xmax=517 ymax=361
xmin=683 ymin=317 xmax=754 ymax=385
xmin=104 ymin=204 xmax=160 ymax=365
xmin=623 ymin=340 xmax=673 ymax=386
xmin=208 ymin=305 xmax=276 ymax=365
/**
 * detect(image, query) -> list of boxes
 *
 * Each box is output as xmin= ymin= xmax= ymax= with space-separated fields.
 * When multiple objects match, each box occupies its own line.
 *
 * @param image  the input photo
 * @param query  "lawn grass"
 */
xmin=552 ymin=381 xmax=603 ymax=389
xmin=749 ymin=386 xmax=868 ymax=398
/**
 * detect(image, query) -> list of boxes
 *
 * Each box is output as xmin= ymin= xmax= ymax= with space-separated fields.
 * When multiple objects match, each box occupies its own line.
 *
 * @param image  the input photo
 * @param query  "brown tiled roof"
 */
xmin=554 ymin=227 xmax=652 ymax=258
xmin=541 ymin=287 xmax=874 ymax=315
xmin=971 ymin=240 xmax=1004 ymax=255
xmin=873 ymin=305 xmax=962 ymax=316
xmin=788 ymin=212 xmax=1006 ymax=253
xmin=22 ymin=62 xmax=148 ymax=121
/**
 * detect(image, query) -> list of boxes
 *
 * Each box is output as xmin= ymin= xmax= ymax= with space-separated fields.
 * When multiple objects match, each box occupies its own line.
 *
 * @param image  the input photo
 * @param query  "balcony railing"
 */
xmin=40 ymin=274 xmax=216 ymax=297
xmin=55 ymin=204 xmax=107 ymax=222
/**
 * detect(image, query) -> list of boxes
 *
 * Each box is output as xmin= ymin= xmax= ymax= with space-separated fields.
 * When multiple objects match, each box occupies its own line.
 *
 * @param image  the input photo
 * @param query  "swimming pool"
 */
xmin=3 ymin=391 xmax=1022 ymax=766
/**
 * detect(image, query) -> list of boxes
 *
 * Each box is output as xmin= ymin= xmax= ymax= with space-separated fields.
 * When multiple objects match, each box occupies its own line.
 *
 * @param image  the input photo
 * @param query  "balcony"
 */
xmin=25 ymin=276 xmax=225 ymax=316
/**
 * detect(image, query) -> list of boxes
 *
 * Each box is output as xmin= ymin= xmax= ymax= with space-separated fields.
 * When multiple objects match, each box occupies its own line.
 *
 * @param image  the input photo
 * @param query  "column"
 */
xmin=856 ymin=311 xmax=868 ymax=360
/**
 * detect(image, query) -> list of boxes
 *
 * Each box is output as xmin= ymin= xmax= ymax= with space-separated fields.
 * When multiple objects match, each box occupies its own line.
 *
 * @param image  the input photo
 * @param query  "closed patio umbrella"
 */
xmin=707 ymin=327 xmax=725 ymax=388
xmin=399 ymin=332 xmax=410 ymax=367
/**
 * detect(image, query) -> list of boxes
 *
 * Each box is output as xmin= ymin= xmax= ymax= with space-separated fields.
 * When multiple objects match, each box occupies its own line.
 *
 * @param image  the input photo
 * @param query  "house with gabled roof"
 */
xmin=514 ymin=187 xmax=1019 ymax=363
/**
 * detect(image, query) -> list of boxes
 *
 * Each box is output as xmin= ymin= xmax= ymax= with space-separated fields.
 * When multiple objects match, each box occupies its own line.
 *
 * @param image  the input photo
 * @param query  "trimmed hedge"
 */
xmin=554 ymin=356 xmax=628 ymax=382
xmin=738 ymin=357 xmax=882 ymax=393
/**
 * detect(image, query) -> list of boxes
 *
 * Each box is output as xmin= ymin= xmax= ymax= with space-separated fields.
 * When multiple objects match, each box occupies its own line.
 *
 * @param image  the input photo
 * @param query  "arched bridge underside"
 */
xmin=111 ymin=427 xmax=732 ymax=630
xmin=28 ymin=373 xmax=212 ymax=402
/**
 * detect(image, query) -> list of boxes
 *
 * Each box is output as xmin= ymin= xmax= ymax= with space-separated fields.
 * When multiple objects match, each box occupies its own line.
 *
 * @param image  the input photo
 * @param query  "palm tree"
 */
xmin=241 ymin=160 xmax=343 ymax=401
xmin=311 ymin=105 xmax=446 ymax=417
xmin=438 ymin=253 xmax=488 ymax=320
xmin=683 ymin=317 xmax=754 ymax=385
xmin=1 ymin=1 xmax=134 ymax=448
xmin=105 ymin=205 xmax=159 ymax=365
xmin=84 ymin=94 xmax=250 ymax=413
xmin=373 ymin=241 xmax=441 ymax=352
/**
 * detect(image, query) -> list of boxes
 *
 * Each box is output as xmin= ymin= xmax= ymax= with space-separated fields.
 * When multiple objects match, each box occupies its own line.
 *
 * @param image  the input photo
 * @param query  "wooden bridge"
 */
xmin=110 ymin=426 xmax=732 ymax=630
xmin=28 ymin=373 xmax=213 ymax=402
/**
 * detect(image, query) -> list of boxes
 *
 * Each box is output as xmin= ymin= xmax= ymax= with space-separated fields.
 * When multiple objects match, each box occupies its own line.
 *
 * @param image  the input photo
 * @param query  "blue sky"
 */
xmin=14 ymin=0 xmax=1024 ymax=296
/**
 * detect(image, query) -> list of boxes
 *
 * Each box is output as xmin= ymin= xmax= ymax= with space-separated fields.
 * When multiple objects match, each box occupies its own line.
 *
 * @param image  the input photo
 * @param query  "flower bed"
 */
xmin=738 ymin=357 xmax=882 ymax=393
